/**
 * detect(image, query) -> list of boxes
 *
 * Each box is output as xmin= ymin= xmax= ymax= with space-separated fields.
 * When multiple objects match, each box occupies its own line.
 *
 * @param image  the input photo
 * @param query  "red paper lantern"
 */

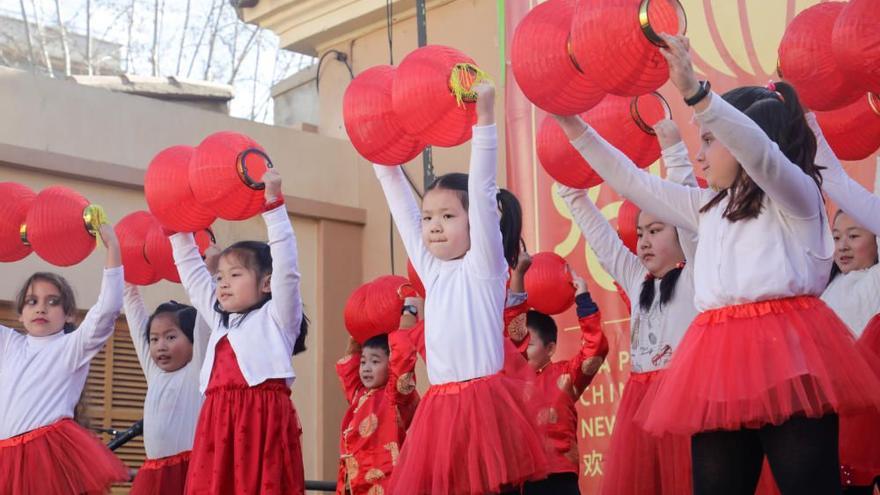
xmin=525 ymin=252 xmax=575 ymax=315
xmin=832 ymin=0 xmax=880 ymax=94
xmin=144 ymin=225 xmax=214 ymax=283
xmin=116 ymin=211 xmax=161 ymax=285
xmin=407 ymin=259 xmax=426 ymax=298
xmin=392 ymin=45 xmax=486 ymax=147
xmin=0 ymin=183 xmax=36 ymax=262
xmin=570 ymin=0 xmax=685 ymax=97
xmin=815 ymin=93 xmax=880 ymax=162
xmin=511 ymin=0 xmax=605 ymax=115
xmin=778 ymin=2 xmax=863 ymax=111
xmin=189 ymin=132 xmax=272 ymax=221
xmin=145 ymin=145 xmax=216 ymax=233
xmin=617 ymin=199 xmax=640 ymax=254
xmin=537 ymin=94 xmax=667 ymax=188
xmin=344 ymin=275 xmax=414 ymax=343
xmin=344 ymin=65 xmax=425 ymax=165
xmin=26 ymin=187 xmax=100 ymax=267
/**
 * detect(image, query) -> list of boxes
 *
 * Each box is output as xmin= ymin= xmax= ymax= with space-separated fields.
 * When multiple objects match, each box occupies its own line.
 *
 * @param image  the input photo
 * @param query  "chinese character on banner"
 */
xmin=502 ymin=1 xmax=877 ymax=493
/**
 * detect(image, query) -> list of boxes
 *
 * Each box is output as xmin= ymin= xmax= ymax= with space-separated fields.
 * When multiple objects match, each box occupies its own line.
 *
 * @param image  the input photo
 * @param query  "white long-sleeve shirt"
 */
xmin=171 ymin=206 xmax=304 ymax=393
xmin=806 ymin=112 xmax=880 ymax=337
xmin=123 ymin=285 xmax=210 ymax=459
xmin=558 ymin=142 xmax=699 ymax=373
xmin=0 ymin=267 xmax=124 ymax=439
xmin=374 ymin=125 xmax=508 ymax=385
xmin=570 ymin=93 xmax=834 ymax=312
xmin=807 ymin=112 xmax=880 ymax=236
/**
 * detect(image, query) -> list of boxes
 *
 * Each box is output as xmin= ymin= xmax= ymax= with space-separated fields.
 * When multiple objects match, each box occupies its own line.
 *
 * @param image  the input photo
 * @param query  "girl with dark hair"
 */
xmin=171 ymin=169 xmax=307 ymax=494
xmin=123 ymin=281 xmax=212 ymax=495
xmin=0 ymin=224 xmax=129 ymax=494
xmin=553 ymin=34 xmax=880 ymax=495
xmin=374 ymin=81 xmax=548 ymax=494
xmin=807 ymin=113 xmax=880 ymax=494
xmin=558 ymin=118 xmax=698 ymax=495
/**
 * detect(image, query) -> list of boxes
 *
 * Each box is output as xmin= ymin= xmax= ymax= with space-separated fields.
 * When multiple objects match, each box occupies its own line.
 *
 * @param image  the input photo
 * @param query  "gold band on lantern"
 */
xmin=868 ymin=93 xmax=880 ymax=117
xmin=638 ymin=0 xmax=688 ymax=48
xmin=630 ymin=92 xmax=673 ymax=135
xmin=236 ymin=148 xmax=274 ymax=191
xmin=566 ymin=34 xmax=584 ymax=74
xmin=19 ymin=223 xmax=29 ymax=246
xmin=449 ymin=63 xmax=492 ymax=107
xmin=82 ymin=204 xmax=108 ymax=245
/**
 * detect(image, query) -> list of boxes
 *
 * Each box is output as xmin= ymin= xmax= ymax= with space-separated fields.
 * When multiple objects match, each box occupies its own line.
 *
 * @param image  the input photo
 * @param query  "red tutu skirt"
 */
xmin=131 ymin=450 xmax=191 ymax=495
xmin=389 ymin=372 xmax=549 ymax=495
xmin=637 ymin=296 xmax=880 ymax=435
xmin=0 ymin=418 xmax=129 ymax=494
xmin=185 ymin=338 xmax=304 ymax=495
xmin=839 ymin=314 xmax=880 ymax=487
xmin=601 ymin=371 xmax=692 ymax=495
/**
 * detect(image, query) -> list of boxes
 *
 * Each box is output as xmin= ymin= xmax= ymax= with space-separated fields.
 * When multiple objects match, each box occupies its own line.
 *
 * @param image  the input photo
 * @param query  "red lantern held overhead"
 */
xmin=570 ymin=0 xmax=686 ymax=97
xmin=779 ymin=2 xmax=863 ymax=111
xmin=525 ymin=252 xmax=575 ymax=315
xmin=145 ymin=145 xmax=216 ymax=233
xmin=189 ymin=132 xmax=273 ymax=221
xmin=617 ymin=199 xmax=640 ymax=254
xmin=344 ymin=275 xmax=415 ymax=344
xmin=392 ymin=45 xmax=488 ymax=147
xmin=344 ymin=65 xmax=425 ymax=165
xmin=145 ymin=225 xmax=214 ymax=283
xmin=537 ymin=93 xmax=668 ymax=188
xmin=116 ymin=211 xmax=161 ymax=286
xmin=0 ymin=182 xmax=36 ymax=262
xmin=832 ymin=0 xmax=880 ymax=94
xmin=815 ymin=93 xmax=880 ymax=162
xmin=511 ymin=0 xmax=605 ymax=115
xmin=25 ymin=187 xmax=103 ymax=267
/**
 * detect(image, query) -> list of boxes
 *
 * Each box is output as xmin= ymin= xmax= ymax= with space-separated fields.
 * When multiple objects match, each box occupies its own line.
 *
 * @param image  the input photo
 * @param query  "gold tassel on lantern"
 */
xmin=448 ymin=63 xmax=491 ymax=107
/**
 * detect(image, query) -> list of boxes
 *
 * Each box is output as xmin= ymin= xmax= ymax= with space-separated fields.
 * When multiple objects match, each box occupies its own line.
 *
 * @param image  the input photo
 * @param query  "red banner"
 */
xmin=501 ymin=1 xmax=878 ymax=492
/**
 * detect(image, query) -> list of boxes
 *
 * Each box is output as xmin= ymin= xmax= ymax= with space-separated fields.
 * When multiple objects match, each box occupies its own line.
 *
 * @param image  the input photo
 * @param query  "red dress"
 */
xmin=0 ymin=418 xmax=128 ymax=494
xmin=185 ymin=337 xmax=304 ymax=494
xmin=131 ymin=450 xmax=191 ymax=495
xmin=335 ymin=330 xmax=420 ymax=495
xmin=839 ymin=313 xmax=880 ymax=487
xmin=528 ymin=313 xmax=609 ymax=475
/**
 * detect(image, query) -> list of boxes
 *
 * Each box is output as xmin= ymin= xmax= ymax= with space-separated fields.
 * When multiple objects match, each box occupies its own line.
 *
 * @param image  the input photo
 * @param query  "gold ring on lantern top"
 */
xmin=868 ymin=93 xmax=880 ymax=117
xmin=565 ymin=33 xmax=584 ymax=74
xmin=235 ymin=148 xmax=274 ymax=191
xmin=82 ymin=204 xmax=108 ymax=244
xmin=630 ymin=92 xmax=673 ymax=136
xmin=639 ymin=0 xmax=688 ymax=48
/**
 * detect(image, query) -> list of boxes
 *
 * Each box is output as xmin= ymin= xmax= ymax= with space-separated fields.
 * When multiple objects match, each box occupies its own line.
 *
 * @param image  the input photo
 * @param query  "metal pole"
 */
xmin=416 ymin=0 xmax=434 ymax=187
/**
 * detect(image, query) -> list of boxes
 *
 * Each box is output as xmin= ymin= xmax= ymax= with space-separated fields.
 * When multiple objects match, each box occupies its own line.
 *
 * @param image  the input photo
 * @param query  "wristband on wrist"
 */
xmin=684 ymin=80 xmax=711 ymax=106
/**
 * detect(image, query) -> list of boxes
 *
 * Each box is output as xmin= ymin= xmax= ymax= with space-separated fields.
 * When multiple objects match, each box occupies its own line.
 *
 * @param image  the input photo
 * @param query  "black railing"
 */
xmin=102 ymin=420 xmax=337 ymax=491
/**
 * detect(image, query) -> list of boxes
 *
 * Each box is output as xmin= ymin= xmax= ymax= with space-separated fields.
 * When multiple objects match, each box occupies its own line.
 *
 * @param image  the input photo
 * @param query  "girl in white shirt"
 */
xmin=558 ymin=120 xmax=699 ymax=495
xmin=124 ymin=287 xmax=211 ymax=495
xmin=376 ymin=82 xmax=549 ymax=494
xmin=171 ymin=170 xmax=309 ymax=495
xmin=0 ymin=224 xmax=129 ymax=494
xmin=553 ymin=34 xmax=880 ymax=495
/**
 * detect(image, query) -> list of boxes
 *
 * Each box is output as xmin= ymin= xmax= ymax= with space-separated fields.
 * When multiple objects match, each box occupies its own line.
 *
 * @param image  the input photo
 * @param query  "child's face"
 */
xmin=636 ymin=211 xmax=686 ymax=278
xmin=421 ymin=188 xmax=470 ymax=261
xmin=215 ymin=254 xmax=270 ymax=313
xmin=526 ymin=328 xmax=555 ymax=371
xmin=359 ymin=347 xmax=390 ymax=389
xmin=833 ymin=212 xmax=878 ymax=274
xmin=696 ymin=128 xmax=739 ymax=190
xmin=148 ymin=313 xmax=194 ymax=372
xmin=19 ymin=280 xmax=74 ymax=337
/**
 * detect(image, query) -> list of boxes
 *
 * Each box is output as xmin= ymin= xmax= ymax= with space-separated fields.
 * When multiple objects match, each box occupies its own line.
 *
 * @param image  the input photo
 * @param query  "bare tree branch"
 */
xmin=86 ymin=0 xmax=92 ymax=75
xmin=17 ymin=0 xmax=36 ymax=71
xmin=228 ymin=26 xmax=259 ymax=84
xmin=151 ymin=0 xmax=160 ymax=76
xmin=187 ymin=0 xmax=217 ymax=78
xmin=53 ymin=0 xmax=71 ymax=76
xmin=29 ymin=0 xmax=54 ymax=76
xmin=249 ymin=37 xmax=261 ymax=119
xmin=125 ymin=0 xmax=135 ymax=73
xmin=202 ymin=0 xmax=224 ymax=80
xmin=175 ymin=0 xmax=192 ymax=75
